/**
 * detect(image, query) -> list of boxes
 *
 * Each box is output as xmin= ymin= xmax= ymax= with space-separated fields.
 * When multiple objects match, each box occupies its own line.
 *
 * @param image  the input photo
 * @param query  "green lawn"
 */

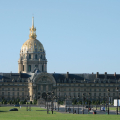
xmin=0 ymin=107 xmax=120 ymax=120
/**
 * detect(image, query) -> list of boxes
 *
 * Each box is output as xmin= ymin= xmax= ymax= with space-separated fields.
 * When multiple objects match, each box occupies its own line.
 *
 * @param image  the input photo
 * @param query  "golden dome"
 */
xmin=21 ymin=17 xmax=44 ymax=53
xmin=21 ymin=38 xmax=44 ymax=53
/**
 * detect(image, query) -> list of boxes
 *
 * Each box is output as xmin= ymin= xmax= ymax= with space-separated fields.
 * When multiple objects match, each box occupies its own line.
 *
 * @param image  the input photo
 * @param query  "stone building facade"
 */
xmin=0 ymin=18 xmax=120 ymax=103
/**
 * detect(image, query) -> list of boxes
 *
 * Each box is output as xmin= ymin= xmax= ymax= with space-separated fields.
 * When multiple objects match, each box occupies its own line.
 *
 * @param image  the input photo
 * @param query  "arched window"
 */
xmin=35 ymin=54 xmax=37 ymax=59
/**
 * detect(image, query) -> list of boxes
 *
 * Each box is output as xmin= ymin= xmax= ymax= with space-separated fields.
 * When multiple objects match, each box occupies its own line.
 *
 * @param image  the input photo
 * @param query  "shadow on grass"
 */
xmin=36 ymin=110 xmax=47 ymax=111
xmin=0 ymin=111 xmax=8 ymax=112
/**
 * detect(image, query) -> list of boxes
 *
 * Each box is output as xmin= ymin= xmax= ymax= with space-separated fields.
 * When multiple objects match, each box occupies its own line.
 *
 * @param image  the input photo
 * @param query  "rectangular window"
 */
xmin=17 ymin=88 xmax=19 ymax=91
xmin=43 ymin=85 xmax=46 ymax=91
xmin=8 ymin=88 xmax=10 ymax=91
xmin=22 ymin=92 xmax=24 ymax=96
xmin=17 ymin=92 xmax=19 ymax=96
xmin=13 ymin=88 xmax=14 ymax=91
xmin=8 ymin=92 xmax=10 ymax=96
xmin=28 ymin=65 xmax=31 ymax=72
xmin=13 ymin=92 xmax=14 ymax=96
xmin=29 ymin=54 xmax=31 ymax=59
xmin=35 ymin=54 xmax=37 ymax=59
xmin=2 ymin=92 xmax=4 ymax=96
xmin=2 ymin=88 xmax=4 ymax=91
xmin=22 ymin=88 xmax=24 ymax=91
xmin=23 ymin=65 xmax=24 ymax=71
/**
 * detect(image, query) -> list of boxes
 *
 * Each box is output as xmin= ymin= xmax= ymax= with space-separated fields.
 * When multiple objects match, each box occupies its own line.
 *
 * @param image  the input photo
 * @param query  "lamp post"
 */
xmin=78 ymin=95 xmax=79 ymax=114
xmin=51 ymin=91 xmax=54 ymax=114
xmin=69 ymin=96 xmax=71 ymax=113
xmin=47 ymin=93 xmax=49 ymax=114
xmin=45 ymin=96 xmax=46 ymax=108
xmin=58 ymin=96 xmax=59 ymax=111
xmin=55 ymin=96 xmax=57 ymax=110
xmin=65 ymin=95 xmax=67 ymax=112
xmin=82 ymin=93 xmax=84 ymax=114
xmin=88 ymin=93 xmax=90 ymax=113
xmin=96 ymin=96 xmax=97 ymax=110
xmin=116 ymin=87 xmax=119 ymax=115
xmin=26 ymin=95 xmax=28 ymax=111
xmin=107 ymin=89 xmax=110 ymax=115
xmin=104 ymin=95 xmax=105 ymax=109
xmin=29 ymin=96 xmax=31 ymax=111
xmin=99 ymin=96 xmax=101 ymax=111
xmin=106 ymin=96 xmax=107 ymax=112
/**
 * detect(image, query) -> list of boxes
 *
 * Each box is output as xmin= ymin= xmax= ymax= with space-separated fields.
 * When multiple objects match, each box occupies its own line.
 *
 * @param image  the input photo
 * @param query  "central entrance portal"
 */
xmin=42 ymin=92 xmax=47 ymax=99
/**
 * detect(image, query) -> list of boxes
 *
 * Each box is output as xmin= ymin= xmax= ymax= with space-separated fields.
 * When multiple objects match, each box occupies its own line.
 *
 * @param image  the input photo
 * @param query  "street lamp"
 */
xmin=69 ymin=96 xmax=71 ymax=113
xmin=26 ymin=95 xmax=28 ymax=111
xmin=55 ymin=96 xmax=57 ymax=110
xmin=116 ymin=87 xmax=119 ymax=115
xmin=106 ymin=96 xmax=107 ymax=112
xmin=78 ymin=95 xmax=79 ymax=114
xmin=51 ymin=91 xmax=54 ymax=114
xmin=99 ymin=96 xmax=101 ymax=111
xmin=47 ymin=93 xmax=49 ymax=114
xmin=107 ymin=89 xmax=110 ymax=114
xmin=72 ymin=96 xmax=75 ymax=114
xmin=88 ymin=93 xmax=90 ymax=113
xmin=29 ymin=96 xmax=31 ymax=111
xmin=57 ymin=96 xmax=59 ymax=111
xmin=65 ymin=95 xmax=67 ymax=112
xmin=82 ymin=93 xmax=84 ymax=114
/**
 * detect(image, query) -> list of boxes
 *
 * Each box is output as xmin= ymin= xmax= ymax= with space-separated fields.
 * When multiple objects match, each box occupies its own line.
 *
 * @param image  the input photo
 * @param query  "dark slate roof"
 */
xmin=50 ymin=73 xmax=96 ymax=83
xmin=0 ymin=73 xmax=34 ymax=82
xmin=50 ymin=73 xmax=120 ymax=83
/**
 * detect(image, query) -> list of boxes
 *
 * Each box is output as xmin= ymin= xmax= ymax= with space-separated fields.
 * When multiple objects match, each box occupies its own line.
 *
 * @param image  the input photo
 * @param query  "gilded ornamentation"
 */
xmin=29 ymin=17 xmax=37 ymax=39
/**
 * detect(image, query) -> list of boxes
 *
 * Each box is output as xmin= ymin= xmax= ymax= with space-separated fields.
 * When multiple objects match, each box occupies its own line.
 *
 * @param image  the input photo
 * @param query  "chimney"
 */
xmin=66 ymin=72 xmax=69 ymax=79
xmin=96 ymin=72 xmax=99 ymax=78
xmin=104 ymin=72 xmax=107 ymax=79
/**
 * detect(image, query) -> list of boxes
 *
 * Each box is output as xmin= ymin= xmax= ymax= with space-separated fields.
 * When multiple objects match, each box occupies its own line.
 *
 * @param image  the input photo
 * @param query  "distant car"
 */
xmin=9 ymin=108 xmax=18 ymax=111
xmin=14 ymin=104 xmax=20 ymax=107
xmin=85 ymin=106 xmax=88 ymax=108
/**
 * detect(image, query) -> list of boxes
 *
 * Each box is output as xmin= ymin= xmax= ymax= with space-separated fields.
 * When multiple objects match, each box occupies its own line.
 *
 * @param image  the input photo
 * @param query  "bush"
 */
xmin=33 ymin=99 xmax=37 ymax=104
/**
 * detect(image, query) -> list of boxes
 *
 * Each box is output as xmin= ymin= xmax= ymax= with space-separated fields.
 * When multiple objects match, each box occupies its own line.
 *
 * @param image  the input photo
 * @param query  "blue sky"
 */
xmin=0 ymin=0 xmax=120 ymax=74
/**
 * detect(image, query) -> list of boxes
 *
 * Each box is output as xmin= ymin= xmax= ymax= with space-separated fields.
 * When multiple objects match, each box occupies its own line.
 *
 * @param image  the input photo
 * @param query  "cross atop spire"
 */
xmin=29 ymin=17 xmax=37 ymax=39
xmin=32 ymin=17 xmax=34 ymax=28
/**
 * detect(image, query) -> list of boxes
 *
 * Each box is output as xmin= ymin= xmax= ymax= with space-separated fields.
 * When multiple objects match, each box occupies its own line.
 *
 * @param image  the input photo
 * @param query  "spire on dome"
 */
xmin=29 ymin=17 xmax=37 ymax=39
xmin=32 ymin=17 xmax=34 ymax=28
